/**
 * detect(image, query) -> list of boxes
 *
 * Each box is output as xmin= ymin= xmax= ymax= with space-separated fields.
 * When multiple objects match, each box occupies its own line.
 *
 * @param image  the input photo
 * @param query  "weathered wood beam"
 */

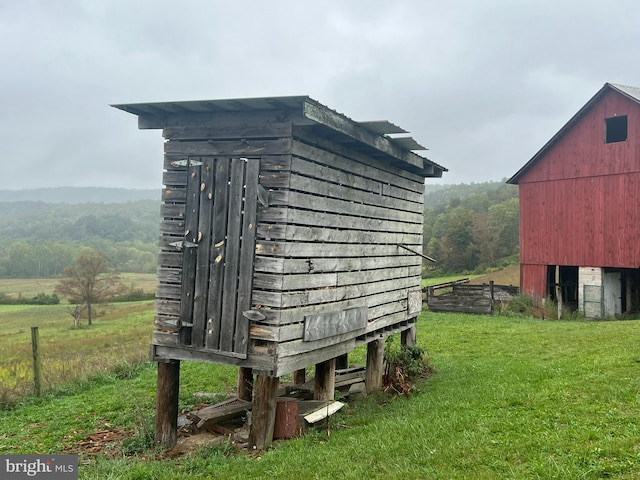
xmin=237 ymin=367 xmax=253 ymax=402
xmin=303 ymin=101 xmax=425 ymax=172
xmin=293 ymin=368 xmax=306 ymax=385
xmin=336 ymin=353 xmax=349 ymax=370
xmin=401 ymin=325 xmax=417 ymax=348
xmin=313 ymin=358 xmax=336 ymax=401
xmin=155 ymin=360 xmax=180 ymax=448
xmin=365 ymin=339 xmax=385 ymax=393
xmin=249 ymin=375 xmax=279 ymax=450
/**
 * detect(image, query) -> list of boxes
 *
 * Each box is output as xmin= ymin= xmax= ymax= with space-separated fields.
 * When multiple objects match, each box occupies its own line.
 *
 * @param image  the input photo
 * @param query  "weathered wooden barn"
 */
xmin=113 ymin=96 xmax=446 ymax=448
xmin=508 ymin=83 xmax=640 ymax=318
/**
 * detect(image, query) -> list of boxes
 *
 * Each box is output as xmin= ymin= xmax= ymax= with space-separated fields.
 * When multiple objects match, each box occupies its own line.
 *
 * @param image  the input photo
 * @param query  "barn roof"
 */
xmin=507 ymin=83 xmax=640 ymax=184
xmin=112 ymin=95 xmax=447 ymax=178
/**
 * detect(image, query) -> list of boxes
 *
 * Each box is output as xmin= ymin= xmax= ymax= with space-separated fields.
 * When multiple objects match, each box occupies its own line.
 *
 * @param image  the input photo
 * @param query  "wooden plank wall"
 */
xmin=152 ymin=116 xmax=426 ymax=375
xmin=251 ymin=127 xmax=425 ymax=372
xmin=153 ymin=117 xmax=294 ymax=358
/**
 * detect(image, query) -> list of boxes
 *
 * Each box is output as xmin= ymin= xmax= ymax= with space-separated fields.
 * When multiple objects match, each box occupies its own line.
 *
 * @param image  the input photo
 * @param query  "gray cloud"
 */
xmin=2 ymin=0 xmax=639 ymax=189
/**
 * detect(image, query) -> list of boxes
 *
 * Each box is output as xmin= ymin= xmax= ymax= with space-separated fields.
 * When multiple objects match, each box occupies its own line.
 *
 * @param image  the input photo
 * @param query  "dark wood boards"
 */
xmin=237 ymin=367 xmax=253 ymax=402
xmin=249 ymin=375 xmax=279 ymax=450
xmin=155 ymin=360 xmax=180 ymax=448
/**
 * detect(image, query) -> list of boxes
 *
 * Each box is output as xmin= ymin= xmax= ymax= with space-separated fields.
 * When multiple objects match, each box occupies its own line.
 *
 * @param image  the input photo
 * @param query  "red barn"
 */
xmin=508 ymin=83 xmax=640 ymax=318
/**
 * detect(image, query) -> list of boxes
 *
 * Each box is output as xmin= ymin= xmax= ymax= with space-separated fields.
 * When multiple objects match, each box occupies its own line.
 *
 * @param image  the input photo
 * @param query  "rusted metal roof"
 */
xmin=112 ymin=95 xmax=446 ymax=177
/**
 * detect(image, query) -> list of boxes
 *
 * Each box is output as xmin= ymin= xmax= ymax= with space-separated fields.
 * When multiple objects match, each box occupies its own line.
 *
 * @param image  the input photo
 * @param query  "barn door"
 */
xmin=178 ymin=157 xmax=260 ymax=359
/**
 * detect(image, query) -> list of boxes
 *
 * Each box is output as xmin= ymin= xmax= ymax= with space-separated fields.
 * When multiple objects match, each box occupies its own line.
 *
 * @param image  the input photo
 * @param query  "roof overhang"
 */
xmin=112 ymin=95 xmax=447 ymax=178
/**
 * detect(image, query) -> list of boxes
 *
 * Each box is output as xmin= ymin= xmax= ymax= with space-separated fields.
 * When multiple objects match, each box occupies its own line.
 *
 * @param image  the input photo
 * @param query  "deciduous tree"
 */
xmin=55 ymin=250 xmax=127 ymax=325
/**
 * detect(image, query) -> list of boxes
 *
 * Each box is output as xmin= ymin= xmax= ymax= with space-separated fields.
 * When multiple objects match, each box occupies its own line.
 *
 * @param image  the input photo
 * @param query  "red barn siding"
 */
xmin=519 ymin=173 xmax=640 ymax=268
xmin=520 ymin=264 xmax=547 ymax=298
xmin=518 ymin=91 xmax=640 ymax=184
xmin=515 ymin=86 xmax=640 ymax=298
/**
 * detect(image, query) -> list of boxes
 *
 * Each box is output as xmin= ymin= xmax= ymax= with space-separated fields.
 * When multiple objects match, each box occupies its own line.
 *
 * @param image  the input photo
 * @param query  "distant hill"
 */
xmin=424 ymin=180 xmax=516 ymax=209
xmin=0 ymin=187 xmax=160 ymax=204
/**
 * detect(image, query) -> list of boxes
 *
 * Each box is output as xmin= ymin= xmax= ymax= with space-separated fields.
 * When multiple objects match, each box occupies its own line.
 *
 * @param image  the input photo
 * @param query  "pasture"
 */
xmin=0 ymin=273 xmax=157 ymax=298
xmin=1 ymin=309 xmax=639 ymax=479
xmin=0 ymin=301 xmax=153 ymax=403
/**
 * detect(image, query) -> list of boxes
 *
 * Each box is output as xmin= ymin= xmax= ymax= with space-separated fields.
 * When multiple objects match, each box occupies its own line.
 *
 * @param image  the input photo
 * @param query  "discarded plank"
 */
xmin=303 ymin=401 xmax=345 ymax=424
xmin=190 ymin=398 xmax=252 ymax=427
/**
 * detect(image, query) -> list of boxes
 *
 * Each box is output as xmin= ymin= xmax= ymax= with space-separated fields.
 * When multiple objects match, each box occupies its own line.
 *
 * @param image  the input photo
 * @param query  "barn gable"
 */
xmin=509 ymin=83 xmax=640 ymax=184
xmin=508 ymin=83 xmax=640 ymax=318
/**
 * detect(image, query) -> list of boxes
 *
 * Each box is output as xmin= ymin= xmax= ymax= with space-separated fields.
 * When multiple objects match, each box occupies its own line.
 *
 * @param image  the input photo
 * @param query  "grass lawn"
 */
xmin=1 ymin=312 xmax=640 ymax=479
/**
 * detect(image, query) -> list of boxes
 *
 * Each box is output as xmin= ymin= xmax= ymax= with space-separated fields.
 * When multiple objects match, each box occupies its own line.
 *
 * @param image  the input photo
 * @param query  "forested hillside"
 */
xmin=423 ymin=181 xmax=519 ymax=274
xmin=0 ymin=194 xmax=159 ymax=278
xmin=0 ymin=184 xmax=519 ymax=278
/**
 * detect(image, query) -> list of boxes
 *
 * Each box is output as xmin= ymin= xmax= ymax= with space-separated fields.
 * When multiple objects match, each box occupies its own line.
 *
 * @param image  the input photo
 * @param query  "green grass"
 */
xmin=2 ymin=312 xmax=640 ymax=479
xmin=0 ymin=301 xmax=154 ymax=402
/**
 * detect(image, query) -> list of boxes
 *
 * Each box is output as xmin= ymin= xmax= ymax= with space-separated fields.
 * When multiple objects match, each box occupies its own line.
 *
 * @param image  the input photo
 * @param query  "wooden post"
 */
xmin=249 ymin=375 xmax=279 ymax=450
xmin=489 ymin=281 xmax=495 ymax=314
xmin=155 ymin=360 xmax=180 ymax=448
xmin=336 ymin=353 xmax=349 ymax=370
xmin=365 ymin=338 xmax=385 ymax=393
xmin=237 ymin=367 xmax=253 ymax=401
xmin=401 ymin=325 xmax=416 ymax=348
xmin=555 ymin=265 xmax=563 ymax=320
xmin=31 ymin=327 xmax=42 ymax=397
xmin=314 ymin=358 xmax=336 ymax=401
xmin=293 ymin=368 xmax=306 ymax=385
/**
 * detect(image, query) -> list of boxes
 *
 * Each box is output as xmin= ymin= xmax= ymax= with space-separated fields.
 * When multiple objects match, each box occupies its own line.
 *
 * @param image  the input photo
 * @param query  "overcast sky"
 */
xmin=2 ymin=0 xmax=639 ymax=190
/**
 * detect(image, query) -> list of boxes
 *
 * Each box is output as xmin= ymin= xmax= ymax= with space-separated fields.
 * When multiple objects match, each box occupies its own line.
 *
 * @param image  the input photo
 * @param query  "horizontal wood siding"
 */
xmin=152 ymin=112 xmax=427 ymax=376
xmin=249 ymin=130 xmax=425 ymax=374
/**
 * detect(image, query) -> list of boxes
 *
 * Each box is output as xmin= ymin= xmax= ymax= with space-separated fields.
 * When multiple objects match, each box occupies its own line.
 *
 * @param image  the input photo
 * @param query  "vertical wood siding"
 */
xmin=518 ymin=89 xmax=640 ymax=297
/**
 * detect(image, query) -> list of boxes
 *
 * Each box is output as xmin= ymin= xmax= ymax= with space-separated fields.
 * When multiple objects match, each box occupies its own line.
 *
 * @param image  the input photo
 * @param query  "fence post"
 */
xmin=31 ymin=326 xmax=42 ymax=396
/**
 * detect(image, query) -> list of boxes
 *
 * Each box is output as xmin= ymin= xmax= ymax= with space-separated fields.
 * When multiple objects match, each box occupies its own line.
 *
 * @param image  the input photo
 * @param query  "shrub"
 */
xmin=0 ymin=292 xmax=60 ymax=305
xmin=383 ymin=336 xmax=433 ymax=396
xmin=112 ymin=288 xmax=155 ymax=303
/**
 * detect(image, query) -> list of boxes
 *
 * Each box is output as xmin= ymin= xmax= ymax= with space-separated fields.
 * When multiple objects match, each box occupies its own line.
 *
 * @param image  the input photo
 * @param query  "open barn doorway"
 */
xmin=616 ymin=268 xmax=640 ymax=315
xmin=547 ymin=265 xmax=578 ymax=311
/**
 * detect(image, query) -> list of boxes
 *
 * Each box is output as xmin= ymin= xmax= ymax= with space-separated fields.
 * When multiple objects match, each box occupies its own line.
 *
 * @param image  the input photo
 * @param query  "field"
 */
xmin=1 ymin=306 xmax=640 ymax=479
xmin=470 ymin=264 xmax=520 ymax=286
xmin=0 ymin=273 xmax=157 ymax=298
xmin=0 ymin=301 xmax=153 ymax=402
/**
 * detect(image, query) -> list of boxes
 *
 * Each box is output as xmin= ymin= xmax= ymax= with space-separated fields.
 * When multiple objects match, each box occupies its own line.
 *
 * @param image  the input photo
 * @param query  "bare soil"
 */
xmin=468 ymin=265 xmax=519 ymax=287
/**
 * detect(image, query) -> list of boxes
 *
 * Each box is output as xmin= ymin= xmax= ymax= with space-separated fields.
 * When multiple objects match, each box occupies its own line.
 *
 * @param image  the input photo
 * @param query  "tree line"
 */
xmin=423 ymin=181 xmax=519 ymax=275
xmin=0 ymin=182 xmax=520 ymax=279
xmin=0 ymin=200 xmax=158 ymax=278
